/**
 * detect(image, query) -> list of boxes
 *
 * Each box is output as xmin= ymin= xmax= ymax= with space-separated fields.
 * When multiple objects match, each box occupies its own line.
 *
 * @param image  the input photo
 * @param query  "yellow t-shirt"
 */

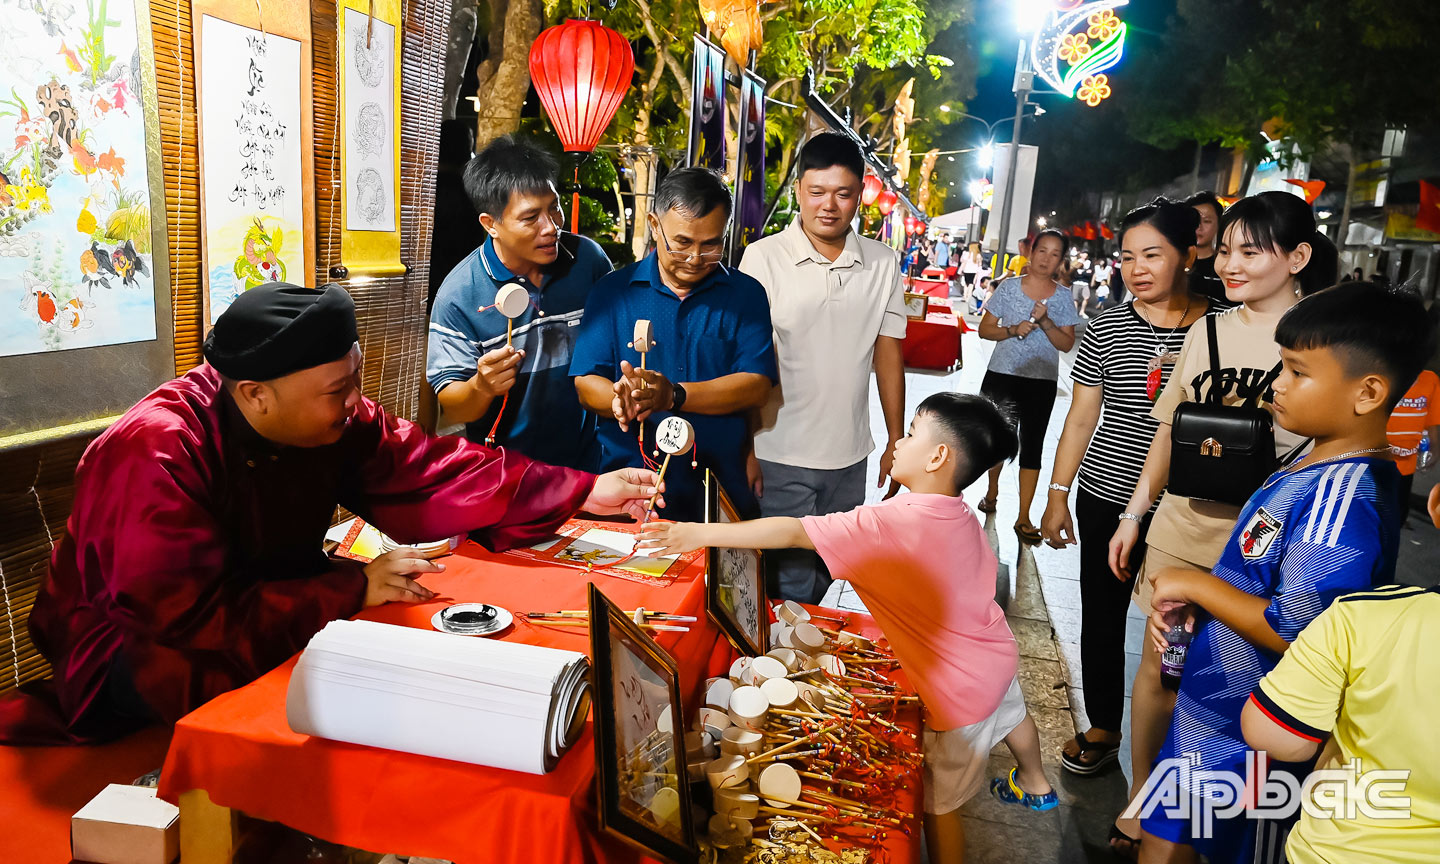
xmin=1146 ymin=305 xmax=1308 ymax=567
xmin=1008 ymin=255 xmax=1028 ymax=275
xmin=1254 ymin=585 xmax=1440 ymax=864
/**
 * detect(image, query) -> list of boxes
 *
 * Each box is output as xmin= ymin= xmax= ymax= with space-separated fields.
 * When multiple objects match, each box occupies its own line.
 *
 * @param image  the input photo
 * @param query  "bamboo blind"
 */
xmin=0 ymin=0 xmax=448 ymax=694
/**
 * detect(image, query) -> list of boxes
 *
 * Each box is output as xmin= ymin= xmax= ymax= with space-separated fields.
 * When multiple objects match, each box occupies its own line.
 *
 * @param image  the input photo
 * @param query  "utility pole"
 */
xmin=994 ymin=41 xmax=1033 ymax=262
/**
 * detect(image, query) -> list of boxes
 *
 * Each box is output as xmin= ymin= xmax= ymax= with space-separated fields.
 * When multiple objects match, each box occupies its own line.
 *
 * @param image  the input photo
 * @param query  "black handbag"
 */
xmin=1168 ymin=315 xmax=1285 ymax=507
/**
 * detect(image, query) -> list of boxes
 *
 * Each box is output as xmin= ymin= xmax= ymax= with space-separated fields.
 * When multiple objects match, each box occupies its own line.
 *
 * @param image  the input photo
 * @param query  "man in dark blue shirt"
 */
xmin=428 ymin=135 xmax=612 ymax=468
xmin=570 ymin=168 xmax=776 ymax=521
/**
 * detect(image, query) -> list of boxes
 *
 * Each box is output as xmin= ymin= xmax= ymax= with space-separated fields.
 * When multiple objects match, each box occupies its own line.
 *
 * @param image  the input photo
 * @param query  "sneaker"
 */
xmin=990 ymin=767 xmax=1058 ymax=812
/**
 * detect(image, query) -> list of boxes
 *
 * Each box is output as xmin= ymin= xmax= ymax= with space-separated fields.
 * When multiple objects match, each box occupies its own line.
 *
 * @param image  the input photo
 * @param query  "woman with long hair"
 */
xmin=976 ymin=229 xmax=1081 ymax=543
xmin=1040 ymin=199 xmax=1209 ymax=779
xmin=1105 ymin=191 xmax=1338 ymax=858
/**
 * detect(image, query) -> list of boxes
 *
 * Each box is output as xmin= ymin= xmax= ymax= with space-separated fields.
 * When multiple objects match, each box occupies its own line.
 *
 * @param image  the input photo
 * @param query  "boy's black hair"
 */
xmin=653 ymin=167 xmax=733 ymax=220
xmin=1275 ymin=280 xmax=1437 ymax=411
xmin=915 ymin=393 xmax=1019 ymax=491
xmin=797 ymin=132 xmax=865 ymax=185
xmin=461 ymin=134 xmax=559 ymax=217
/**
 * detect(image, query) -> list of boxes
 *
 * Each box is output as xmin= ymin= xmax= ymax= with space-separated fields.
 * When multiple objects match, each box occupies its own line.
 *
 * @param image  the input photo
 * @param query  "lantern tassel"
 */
xmin=572 ymin=163 xmax=581 ymax=234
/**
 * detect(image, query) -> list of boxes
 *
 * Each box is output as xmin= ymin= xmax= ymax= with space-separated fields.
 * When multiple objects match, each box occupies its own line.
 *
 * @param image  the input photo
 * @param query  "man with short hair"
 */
xmin=739 ymin=132 xmax=907 ymax=603
xmin=428 ymin=134 xmax=612 ymax=467
xmin=571 ymin=168 xmax=776 ymax=522
xmin=933 ymin=232 xmax=952 ymax=272
xmin=1 ymin=282 xmax=660 ymax=744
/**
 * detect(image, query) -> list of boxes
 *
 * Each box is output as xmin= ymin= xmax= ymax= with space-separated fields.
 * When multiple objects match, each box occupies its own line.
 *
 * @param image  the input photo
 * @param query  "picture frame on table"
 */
xmin=703 ymin=471 xmax=767 ymax=657
xmin=903 ymin=291 xmax=929 ymax=321
xmin=588 ymin=583 xmax=698 ymax=864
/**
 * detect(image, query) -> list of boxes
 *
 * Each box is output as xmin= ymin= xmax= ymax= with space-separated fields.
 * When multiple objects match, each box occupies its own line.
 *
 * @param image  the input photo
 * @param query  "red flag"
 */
xmin=1419 ymin=180 xmax=1440 ymax=235
xmin=1284 ymin=178 xmax=1326 ymax=205
xmin=1070 ymin=224 xmax=1083 ymax=237
xmin=1084 ymin=221 xmax=1098 ymax=240
xmin=1100 ymin=222 xmax=1114 ymax=240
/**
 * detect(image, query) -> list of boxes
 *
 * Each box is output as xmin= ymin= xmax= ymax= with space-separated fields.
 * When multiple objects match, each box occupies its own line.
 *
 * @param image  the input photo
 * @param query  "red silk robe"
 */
xmin=1 ymin=364 xmax=594 ymax=743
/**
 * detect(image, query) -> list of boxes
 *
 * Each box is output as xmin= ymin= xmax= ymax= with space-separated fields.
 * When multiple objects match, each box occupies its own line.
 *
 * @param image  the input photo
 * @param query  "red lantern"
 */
xmin=529 ymin=19 xmax=635 ymax=231
xmin=905 ymin=216 xmax=920 ymax=235
xmin=862 ymin=174 xmax=883 ymax=207
xmin=876 ymin=189 xmax=898 ymax=215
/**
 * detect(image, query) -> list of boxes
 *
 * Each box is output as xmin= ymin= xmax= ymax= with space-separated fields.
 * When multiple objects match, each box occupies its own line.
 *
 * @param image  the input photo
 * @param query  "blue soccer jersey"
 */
xmin=1144 ymin=457 xmax=1400 ymax=861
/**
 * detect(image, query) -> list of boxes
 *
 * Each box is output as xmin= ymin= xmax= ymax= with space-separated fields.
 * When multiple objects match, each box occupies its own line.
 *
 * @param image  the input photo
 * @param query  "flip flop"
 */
xmin=1015 ymin=523 xmax=1043 ymax=545
xmin=1060 ymin=732 xmax=1121 ymax=776
xmin=1108 ymin=824 xmax=1141 ymax=861
xmin=977 ymin=496 xmax=998 ymax=513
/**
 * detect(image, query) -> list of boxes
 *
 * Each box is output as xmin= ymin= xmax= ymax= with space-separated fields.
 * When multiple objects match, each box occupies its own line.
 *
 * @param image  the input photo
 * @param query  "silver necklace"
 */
xmin=1134 ymin=297 xmax=1193 ymax=357
xmin=1262 ymin=446 xmax=1392 ymax=489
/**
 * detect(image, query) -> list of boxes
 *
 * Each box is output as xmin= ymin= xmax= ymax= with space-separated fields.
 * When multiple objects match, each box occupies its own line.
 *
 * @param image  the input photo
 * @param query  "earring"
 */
xmin=1184 ymin=267 xmax=1192 ymax=273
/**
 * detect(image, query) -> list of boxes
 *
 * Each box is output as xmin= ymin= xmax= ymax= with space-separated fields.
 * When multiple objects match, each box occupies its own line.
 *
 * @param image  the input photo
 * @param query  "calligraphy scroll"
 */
xmin=686 ymin=36 xmax=727 ymax=171
xmin=193 ymin=0 xmax=315 ymax=327
xmin=728 ymin=69 xmax=766 ymax=266
xmin=339 ymin=0 xmax=403 ymax=277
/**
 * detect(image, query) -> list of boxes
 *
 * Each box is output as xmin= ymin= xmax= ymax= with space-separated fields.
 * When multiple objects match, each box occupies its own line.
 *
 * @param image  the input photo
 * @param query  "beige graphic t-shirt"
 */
xmin=1146 ymin=305 xmax=1307 ymax=567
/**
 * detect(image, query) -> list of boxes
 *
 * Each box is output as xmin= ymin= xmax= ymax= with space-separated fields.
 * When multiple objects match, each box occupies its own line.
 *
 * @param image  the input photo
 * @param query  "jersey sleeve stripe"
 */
xmin=1303 ymin=464 xmax=1342 ymax=544
xmin=1248 ymin=690 xmax=1326 ymax=743
xmin=1325 ymin=464 xmax=1366 ymax=548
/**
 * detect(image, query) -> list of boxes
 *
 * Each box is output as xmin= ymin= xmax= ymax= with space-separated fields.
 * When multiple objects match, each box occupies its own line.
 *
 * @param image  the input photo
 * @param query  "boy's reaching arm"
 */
xmin=1149 ymin=567 xmax=1290 ymax=655
xmin=639 ymin=517 xmax=815 ymax=557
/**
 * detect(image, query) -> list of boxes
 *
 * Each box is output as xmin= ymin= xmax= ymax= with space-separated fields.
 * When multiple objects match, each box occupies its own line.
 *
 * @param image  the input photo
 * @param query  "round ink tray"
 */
xmin=431 ymin=603 xmax=513 ymax=637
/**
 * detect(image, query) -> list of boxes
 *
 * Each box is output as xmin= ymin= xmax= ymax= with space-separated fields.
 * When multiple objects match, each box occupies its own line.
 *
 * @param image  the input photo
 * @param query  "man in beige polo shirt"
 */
xmin=739 ymin=132 xmax=907 ymax=603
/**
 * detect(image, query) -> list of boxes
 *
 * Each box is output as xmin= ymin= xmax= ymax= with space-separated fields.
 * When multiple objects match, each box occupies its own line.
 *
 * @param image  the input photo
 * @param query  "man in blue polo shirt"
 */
xmin=571 ymin=168 xmax=776 ymax=521
xmin=427 ymin=134 xmax=612 ymax=468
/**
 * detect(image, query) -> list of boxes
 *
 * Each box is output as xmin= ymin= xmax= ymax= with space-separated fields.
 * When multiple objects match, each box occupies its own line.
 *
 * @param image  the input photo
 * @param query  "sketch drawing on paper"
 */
xmin=354 ymin=102 xmax=385 ymax=156
xmin=343 ymin=8 xmax=396 ymax=233
xmin=0 ymin=0 xmax=159 ymax=357
xmin=199 ymin=16 xmax=306 ymax=321
xmin=353 ymin=169 xmax=385 ymax=225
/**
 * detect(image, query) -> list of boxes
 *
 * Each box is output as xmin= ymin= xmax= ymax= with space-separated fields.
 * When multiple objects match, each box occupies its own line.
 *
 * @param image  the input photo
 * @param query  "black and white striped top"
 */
xmin=1072 ymin=302 xmax=1201 ymax=506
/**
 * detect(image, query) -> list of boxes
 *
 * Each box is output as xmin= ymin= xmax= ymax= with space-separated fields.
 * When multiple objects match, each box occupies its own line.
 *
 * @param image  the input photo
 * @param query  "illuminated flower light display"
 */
xmin=1031 ymin=0 xmax=1129 ymax=107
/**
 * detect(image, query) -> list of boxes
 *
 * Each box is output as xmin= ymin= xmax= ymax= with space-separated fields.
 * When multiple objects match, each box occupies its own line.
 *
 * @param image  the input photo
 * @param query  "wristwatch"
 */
xmin=1117 ymin=512 xmax=1143 ymax=524
xmin=1048 ymin=483 xmax=1071 ymax=493
xmin=671 ymin=382 xmax=688 ymax=412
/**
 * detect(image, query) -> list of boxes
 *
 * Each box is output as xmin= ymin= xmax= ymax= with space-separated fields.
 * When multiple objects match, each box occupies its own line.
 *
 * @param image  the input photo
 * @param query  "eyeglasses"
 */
xmin=656 ymin=223 xmax=725 ymax=263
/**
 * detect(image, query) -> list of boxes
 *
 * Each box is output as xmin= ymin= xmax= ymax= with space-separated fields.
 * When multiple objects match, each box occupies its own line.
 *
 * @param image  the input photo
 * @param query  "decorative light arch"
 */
xmin=1030 ymin=0 xmax=1129 ymax=107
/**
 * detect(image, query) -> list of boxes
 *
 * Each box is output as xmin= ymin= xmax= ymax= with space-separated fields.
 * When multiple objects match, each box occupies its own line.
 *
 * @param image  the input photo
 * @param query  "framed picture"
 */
xmin=704 ymin=471 xmax=767 ymax=657
xmin=903 ymin=291 xmax=929 ymax=321
xmin=589 ymin=583 xmax=697 ymax=864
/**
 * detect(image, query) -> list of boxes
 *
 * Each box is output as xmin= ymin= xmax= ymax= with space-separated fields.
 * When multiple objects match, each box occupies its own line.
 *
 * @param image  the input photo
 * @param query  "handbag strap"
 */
xmin=1204 ymin=314 xmax=1224 ymax=406
xmin=1278 ymin=437 xmax=1313 ymax=467
xmin=1246 ymin=361 xmax=1285 ymax=409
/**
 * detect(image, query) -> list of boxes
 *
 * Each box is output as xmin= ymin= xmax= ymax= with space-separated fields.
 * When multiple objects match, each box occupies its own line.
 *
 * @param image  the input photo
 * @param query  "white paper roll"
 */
xmin=286 ymin=619 xmax=590 ymax=775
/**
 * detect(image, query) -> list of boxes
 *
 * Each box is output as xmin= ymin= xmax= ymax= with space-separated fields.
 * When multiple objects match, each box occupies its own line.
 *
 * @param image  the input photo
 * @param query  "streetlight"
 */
xmin=1036 ymin=216 xmax=1047 ymax=227
xmin=975 ymin=143 xmax=994 ymax=169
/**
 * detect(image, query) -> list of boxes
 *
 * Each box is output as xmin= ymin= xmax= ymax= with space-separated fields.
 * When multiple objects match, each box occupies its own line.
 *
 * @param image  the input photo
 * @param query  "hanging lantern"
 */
xmin=876 ymin=189 xmax=898 ymax=216
xmin=862 ymin=174 xmax=883 ymax=207
xmin=529 ymin=19 xmax=635 ymax=232
xmin=904 ymin=216 xmax=921 ymax=235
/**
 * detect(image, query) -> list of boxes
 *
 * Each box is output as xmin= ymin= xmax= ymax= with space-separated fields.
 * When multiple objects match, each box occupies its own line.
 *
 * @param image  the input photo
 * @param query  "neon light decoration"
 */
xmin=1031 ymin=0 xmax=1128 ymax=107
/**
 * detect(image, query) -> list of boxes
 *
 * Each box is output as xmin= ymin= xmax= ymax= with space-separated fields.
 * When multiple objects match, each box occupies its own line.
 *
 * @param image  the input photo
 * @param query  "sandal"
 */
xmin=989 ymin=767 xmax=1058 ymax=812
xmin=1060 ymin=731 xmax=1121 ymax=776
xmin=1108 ymin=823 xmax=1141 ymax=861
xmin=977 ymin=496 xmax=998 ymax=514
xmin=1015 ymin=523 xmax=1043 ymax=545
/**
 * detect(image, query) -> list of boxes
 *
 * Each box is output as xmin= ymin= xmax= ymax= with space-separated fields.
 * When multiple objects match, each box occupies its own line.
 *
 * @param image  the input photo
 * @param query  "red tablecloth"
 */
xmin=908 ymin=278 xmax=950 ymax=300
xmin=156 ymin=535 xmax=923 ymax=864
xmin=903 ymin=304 xmax=963 ymax=370
xmin=158 ymin=535 xmax=728 ymax=864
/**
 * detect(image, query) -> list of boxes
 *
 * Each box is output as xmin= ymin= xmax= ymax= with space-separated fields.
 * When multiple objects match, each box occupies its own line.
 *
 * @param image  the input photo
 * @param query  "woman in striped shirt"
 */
xmin=1039 ymin=199 xmax=1208 ymax=795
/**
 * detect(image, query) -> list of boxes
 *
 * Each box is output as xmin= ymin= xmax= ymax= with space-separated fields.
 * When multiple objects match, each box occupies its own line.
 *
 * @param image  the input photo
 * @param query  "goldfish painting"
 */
xmin=19 ymin=271 xmax=59 ymax=324
xmin=110 ymin=240 xmax=148 ymax=287
xmin=55 ymin=297 xmax=93 ymax=331
xmin=80 ymin=240 xmax=117 ymax=293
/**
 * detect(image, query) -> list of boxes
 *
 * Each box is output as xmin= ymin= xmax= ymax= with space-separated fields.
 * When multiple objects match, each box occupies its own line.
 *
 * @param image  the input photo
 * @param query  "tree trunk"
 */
xmin=473 ymin=0 xmax=542 ymax=147
xmin=1336 ymin=148 xmax=1358 ymax=254
xmin=1189 ymin=140 xmax=1203 ymax=195
xmin=442 ymin=1 xmax=478 ymax=122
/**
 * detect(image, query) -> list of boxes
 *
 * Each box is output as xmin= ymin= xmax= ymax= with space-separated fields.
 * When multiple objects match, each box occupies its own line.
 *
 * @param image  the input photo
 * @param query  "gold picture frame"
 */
xmin=589 ymin=583 xmax=697 ymax=864
xmin=704 ymin=471 xmax=767 ymax=657
xmin=904 ymin=291 xmax=929 ymax=321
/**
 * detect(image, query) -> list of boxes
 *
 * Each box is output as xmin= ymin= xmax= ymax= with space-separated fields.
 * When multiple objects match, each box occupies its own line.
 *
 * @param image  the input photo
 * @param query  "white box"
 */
xmin=71 ymin=784 xmax=179 ymax=864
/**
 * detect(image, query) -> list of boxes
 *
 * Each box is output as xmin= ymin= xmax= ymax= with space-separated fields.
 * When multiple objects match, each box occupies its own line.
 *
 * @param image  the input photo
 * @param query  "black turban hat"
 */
xmin=203 ymin=283 xmax=359 ymax=381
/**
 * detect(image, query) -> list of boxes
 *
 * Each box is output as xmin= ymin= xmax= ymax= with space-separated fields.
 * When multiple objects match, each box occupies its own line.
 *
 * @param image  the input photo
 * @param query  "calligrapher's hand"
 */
xmin=584 ymin=467 xmax=665 ymax=522
xmin=638 ymin=521 xmax=705 ymax=557
xmin=363 ymin=548 xmax=442 ymax=607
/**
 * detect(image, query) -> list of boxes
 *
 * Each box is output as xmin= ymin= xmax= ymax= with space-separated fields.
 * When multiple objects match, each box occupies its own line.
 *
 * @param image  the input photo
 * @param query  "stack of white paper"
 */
xmin=286 ymin=619 xmax=591 ymax=774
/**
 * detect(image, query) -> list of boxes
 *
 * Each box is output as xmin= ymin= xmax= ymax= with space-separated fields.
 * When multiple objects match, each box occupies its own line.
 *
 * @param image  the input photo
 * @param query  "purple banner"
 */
xmin=731 ymin=70 xmax=767 ymax=264
xmin=687 ymin=36 xmax=727 ymax=170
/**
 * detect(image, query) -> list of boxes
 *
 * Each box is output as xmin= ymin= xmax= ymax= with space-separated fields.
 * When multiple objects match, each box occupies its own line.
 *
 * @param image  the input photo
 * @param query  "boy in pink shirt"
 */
xmin=642 ymin=393 xmax=1056 ymax=862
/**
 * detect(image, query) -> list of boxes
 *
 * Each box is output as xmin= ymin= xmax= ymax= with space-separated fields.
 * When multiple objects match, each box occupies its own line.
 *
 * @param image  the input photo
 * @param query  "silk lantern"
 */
xmin=876 ymin=189 xmax=898 ymax=216
xmin=862 ymin=174 xmax=883 ymax=207
xmin=529 ymin=19 xmax=635 ymax=232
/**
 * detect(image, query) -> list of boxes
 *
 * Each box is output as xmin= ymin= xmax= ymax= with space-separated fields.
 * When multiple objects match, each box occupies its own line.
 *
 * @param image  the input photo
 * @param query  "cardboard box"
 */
xmin=71 ymin=784 xmax=179 ymax=864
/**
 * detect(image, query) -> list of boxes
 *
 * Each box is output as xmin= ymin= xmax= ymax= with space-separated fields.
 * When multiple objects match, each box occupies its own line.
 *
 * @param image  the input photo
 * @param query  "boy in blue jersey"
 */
xmin=1134 ymin=282 xmax=1436 ymax=864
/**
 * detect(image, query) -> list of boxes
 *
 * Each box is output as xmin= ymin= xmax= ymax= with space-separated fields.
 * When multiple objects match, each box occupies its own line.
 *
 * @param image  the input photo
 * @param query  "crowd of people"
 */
xmin=4 ymin=123 xmax=1435 ymax=864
